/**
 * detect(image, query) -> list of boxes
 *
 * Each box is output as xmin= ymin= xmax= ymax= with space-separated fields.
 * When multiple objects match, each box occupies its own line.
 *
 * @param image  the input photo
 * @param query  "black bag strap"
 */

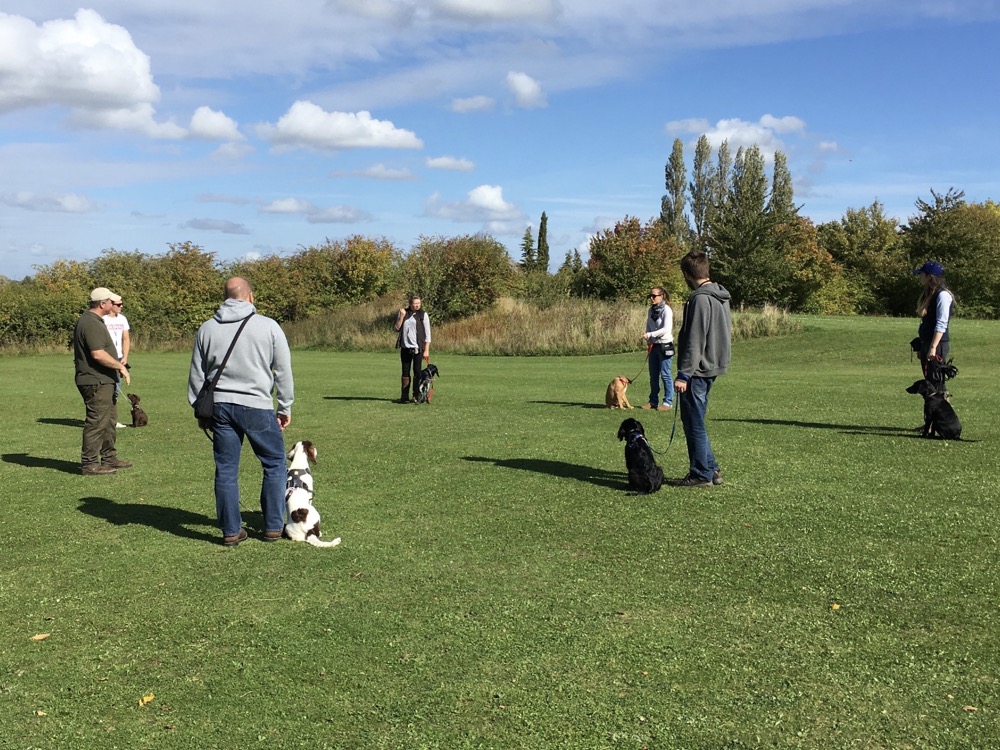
xmin=208 ymin=313 xmax=254 ymax=389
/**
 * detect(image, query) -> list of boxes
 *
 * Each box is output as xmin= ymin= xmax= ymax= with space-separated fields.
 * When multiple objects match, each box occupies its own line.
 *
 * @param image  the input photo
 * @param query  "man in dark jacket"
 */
xmin=74 ymin=287 xmax=132 ymax=475
xmin=672 ymin=252 xmax=732 ymax=487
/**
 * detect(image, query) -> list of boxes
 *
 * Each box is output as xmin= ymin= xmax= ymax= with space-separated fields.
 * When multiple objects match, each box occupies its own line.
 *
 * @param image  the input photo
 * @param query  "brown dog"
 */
xmin=605 ymin=376 xmax=633 ymax=409
xmin=126 ymin=393 xmax=149 ymax=427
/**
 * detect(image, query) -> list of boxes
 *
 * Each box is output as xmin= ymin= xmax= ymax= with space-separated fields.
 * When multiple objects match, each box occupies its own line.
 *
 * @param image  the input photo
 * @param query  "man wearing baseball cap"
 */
xmin=73 ymin=288 xmax=132 ymax=475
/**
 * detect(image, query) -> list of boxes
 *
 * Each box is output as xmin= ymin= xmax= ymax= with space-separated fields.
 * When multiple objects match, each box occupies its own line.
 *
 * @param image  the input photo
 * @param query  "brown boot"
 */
xmin=398 ymin=377 xmax=411 ymax=403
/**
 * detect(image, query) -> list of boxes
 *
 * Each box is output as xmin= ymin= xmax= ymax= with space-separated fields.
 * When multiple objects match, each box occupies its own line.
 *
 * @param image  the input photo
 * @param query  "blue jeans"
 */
xmin=648 ymin=345 xmax=673 ymax=408
xmin=211 ymin=402 xmax=287 ymax=538
xmin=679 ymin=376 xmax=719 ymax=482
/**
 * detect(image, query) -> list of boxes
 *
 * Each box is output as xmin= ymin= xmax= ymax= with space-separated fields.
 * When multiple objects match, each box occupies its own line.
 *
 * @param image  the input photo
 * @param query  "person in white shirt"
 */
xmin=103 ymin=298 xmax=131 ymax=424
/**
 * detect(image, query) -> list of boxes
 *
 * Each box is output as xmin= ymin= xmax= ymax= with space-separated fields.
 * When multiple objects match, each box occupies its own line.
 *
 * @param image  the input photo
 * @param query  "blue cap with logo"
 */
xmin=913 ymin=261 xmax=944 ymax=277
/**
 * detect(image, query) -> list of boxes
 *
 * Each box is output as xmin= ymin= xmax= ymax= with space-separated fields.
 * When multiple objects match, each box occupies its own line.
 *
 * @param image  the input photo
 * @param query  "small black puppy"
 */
xmin=906 ymin=379 xmax=962 ymax=440
xmin=617 ymin=418 xmax=664 ymax=493
xmin=414 ymin=364 xmax=439 ymax=404
xmin=126 ymin=393 xmax=149 ymax=428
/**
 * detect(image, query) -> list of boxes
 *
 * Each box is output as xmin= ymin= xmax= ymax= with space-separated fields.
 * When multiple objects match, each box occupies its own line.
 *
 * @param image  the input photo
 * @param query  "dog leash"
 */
xmin=627 ymin=343 xmax=654 ymax=384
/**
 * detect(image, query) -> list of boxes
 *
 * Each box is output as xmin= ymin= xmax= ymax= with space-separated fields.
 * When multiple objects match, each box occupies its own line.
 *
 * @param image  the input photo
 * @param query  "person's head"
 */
xmin=88 ymin=287 xmax=122 ymax=316
xmin=407 ymin=293 xmax=422 ymax=311
xmin=648 ymin=287 xmax=669 ymax=305
xmin=914 ymin=261 xmax=948 ymax=315
xmin=225 ymin=276 xmax=254 ymax=303
xmin=680 ymin=251 xmax=711 ymax=289
xmin=913 ymin=261 xmax=944 ymax=287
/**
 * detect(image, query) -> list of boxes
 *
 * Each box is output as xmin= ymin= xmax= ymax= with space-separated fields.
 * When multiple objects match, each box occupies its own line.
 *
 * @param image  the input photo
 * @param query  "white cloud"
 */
xmin=1 ymin=191 xmax=94 ymax=213
xmin=70 ymin=103 xmax=187 ymax=139
xmin=190 ymin=106 xmax=243 ymax=141
xmin=307 ymin=206 xmax=372 ymax=223
xmin=182 ymin=218 xmax=251 ymax=235
xmin=262 ymin=197 xmax=316 ymax=214
xmin=358 ymin=164 xmax=416 ymax=180
xmin=426 ymin=156 xmax=475 ymax=172
xmin=505 ymin=71 xmax=547 ymax=108
xmin=258 ymin=196 xmax=371 ymax=223
xmin=433 ymin=0 xmax=560 ymax=23
xmin=425 ymin=184 xmax=523 ymax=223
xmin=0 ymin=9 xmax=159 ymax=114
xmin=258 ymin=101 xmax=423 ymax=151
xmin=451 ymin=95 xmax=496 ymax=113
xmin=666 ymin=114 xmax=808 ymax=161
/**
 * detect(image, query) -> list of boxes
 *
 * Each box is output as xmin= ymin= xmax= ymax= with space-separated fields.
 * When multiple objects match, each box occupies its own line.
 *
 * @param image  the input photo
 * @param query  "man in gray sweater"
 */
xmin=672 ymin=252 xmax=732 ymax=488
xmin=189 ymin=277 xmax=294 ymax=546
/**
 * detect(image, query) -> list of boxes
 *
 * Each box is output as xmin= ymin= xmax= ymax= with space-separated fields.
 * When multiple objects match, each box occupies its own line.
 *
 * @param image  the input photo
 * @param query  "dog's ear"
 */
xmin=301 ymin=440 xmax=317 ymax=464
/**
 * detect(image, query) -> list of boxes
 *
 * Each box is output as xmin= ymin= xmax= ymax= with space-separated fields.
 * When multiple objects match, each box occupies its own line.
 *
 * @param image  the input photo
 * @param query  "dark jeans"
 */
xmin=679 ymin=376 xmax=719 ymax=482
xmin=401 ymin=348 xmax=424 ymax=381
xmin=211 ymin=402 xmax=287 ymax=537
xmin=78 ymin=382 xmax=118 ymax=467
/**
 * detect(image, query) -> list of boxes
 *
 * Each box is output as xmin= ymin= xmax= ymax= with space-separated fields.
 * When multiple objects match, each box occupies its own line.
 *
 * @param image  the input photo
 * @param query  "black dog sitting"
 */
xmin=414 ymin=364 xmax=439 ymax=404
xmin=906 ymin=379 xmax=962 ymax=440
xmin=617 ymin=418 xmax=664 ymax=493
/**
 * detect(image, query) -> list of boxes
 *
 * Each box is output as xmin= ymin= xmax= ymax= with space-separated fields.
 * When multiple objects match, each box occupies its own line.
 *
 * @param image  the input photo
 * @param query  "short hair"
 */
xmin=680 ymin=251 xmax=710 ymax=280
xmin=408 ymin=293 xmax=421 ymax=303
xmin=88 ymin=300 xmax=104 ymax=309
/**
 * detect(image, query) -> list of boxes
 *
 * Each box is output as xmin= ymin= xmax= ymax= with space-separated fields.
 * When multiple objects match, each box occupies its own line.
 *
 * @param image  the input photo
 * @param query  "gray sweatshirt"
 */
xmin=188 ymin=299 xmax=294 ymax=414
xmin=676 ymin=282 xmax=732 ymax=379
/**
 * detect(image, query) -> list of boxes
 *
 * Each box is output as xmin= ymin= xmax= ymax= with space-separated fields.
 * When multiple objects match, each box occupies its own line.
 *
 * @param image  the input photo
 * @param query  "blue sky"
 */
xmin=2 ymin=1 xmax=999 ymax=281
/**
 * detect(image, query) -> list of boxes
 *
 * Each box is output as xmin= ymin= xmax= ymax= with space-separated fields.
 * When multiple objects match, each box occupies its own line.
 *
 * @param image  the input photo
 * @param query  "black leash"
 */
xmin=648 ymin=401 xmax=680 ymax=455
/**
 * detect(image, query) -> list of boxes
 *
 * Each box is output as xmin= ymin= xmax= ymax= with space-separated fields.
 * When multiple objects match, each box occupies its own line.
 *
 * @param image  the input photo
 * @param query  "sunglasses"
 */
xmin=112 ymin=302 xmax=123 ymax=306
xmin=648 ymin=293 xmax=661 ymax=299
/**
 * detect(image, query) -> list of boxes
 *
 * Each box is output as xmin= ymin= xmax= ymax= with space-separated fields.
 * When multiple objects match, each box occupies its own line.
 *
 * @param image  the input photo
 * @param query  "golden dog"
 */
xmin=605 ymin=376 xmax=633 ymax=409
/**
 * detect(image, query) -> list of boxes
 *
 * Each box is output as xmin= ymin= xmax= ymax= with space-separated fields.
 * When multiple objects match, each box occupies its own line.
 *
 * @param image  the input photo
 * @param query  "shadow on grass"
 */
xmin=715 ymin=417 xmax=916 ymax=434
xmin=2 ymin=452 xmax=80 ymax=474
xmin=528 ymin=400 xmax=606 ymax=410
xmin=78 ymin=496 xmax=219 ymax=544
xmin=462 ymin=456 xmax=625 ymax=490
xmin=323 ymin=396 xmax=396 ymax=403
xmin=37 ymin=417 xmax=85 ymax=428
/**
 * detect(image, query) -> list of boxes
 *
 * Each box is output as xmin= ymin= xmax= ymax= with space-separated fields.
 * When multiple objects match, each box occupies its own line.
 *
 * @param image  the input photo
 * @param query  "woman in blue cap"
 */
xmin=913 ymin=261 xmax=955 ymax=377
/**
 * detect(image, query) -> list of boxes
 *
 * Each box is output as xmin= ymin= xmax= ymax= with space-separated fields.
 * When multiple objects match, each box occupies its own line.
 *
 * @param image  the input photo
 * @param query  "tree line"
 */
xmin=2 ymin=135 xmax=999 ymax=349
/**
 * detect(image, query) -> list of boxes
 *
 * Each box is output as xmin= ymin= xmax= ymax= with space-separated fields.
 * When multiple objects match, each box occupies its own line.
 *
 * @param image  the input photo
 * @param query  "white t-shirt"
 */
xmin=104 ymin=313 xmax=130 ymax=359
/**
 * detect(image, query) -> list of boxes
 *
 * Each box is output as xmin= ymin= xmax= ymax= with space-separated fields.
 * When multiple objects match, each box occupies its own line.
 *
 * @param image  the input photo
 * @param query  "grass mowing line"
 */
xmin=0 ymin=316 xmax=997 ymax=748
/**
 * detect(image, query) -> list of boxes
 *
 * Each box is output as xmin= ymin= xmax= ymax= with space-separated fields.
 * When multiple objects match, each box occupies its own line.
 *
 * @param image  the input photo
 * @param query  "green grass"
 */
xmin=1 ymin=316 xmax=997 ymax=749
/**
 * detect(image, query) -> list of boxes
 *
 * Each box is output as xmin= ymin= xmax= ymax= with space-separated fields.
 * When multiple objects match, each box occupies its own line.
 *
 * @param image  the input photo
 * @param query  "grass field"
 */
xmin=1 ymin=316 xmax=997 ymax=749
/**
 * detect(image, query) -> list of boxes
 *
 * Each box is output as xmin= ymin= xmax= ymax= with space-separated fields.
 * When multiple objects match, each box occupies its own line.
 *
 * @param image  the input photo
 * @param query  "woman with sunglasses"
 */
xmin=642 ymin=287 xmax=674 ymax=411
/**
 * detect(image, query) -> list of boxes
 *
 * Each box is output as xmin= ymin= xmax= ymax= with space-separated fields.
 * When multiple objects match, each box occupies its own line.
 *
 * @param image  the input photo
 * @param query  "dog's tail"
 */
xmin=306 ymin=535 xmax=342 ymax=548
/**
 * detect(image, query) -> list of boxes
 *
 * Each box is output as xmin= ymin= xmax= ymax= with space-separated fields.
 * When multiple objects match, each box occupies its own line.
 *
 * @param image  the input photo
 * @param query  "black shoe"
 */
xmin=712 ymin=470 xmax=724 ymax=486
xmin=674 ymin=474 xmax=713 ymax=488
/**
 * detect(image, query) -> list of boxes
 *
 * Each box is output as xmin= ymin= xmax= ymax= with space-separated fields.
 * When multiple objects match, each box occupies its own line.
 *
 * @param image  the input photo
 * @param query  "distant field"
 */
xmin=1 ymin=316 xmax=996 ymax=749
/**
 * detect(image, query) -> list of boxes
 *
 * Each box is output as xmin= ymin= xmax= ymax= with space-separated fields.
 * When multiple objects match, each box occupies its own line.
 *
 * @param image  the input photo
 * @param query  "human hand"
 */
xmin=674 ymin=379 xmax=687 ymax=394
xmin=277 ymin=413 xmax=291 ymax=431
xmin=122 ymin=369 xmax=131 ymax=386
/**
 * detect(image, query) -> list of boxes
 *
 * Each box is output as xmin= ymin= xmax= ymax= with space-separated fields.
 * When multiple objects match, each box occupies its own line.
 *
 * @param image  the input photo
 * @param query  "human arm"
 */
xmin=121 ymin=329 xmax=130 ymax=366
xmin=92 ymin=348 xmax=130 ymax=385
xmin=928 ymin=291 xmax=953 ymax=357
xmin=394 ymin=308 xmax=407 ymax=331
xmin=422 ymin=314 xmax=431 ymax=361
xmin=272 ymin=326 xmax=295 ymax=418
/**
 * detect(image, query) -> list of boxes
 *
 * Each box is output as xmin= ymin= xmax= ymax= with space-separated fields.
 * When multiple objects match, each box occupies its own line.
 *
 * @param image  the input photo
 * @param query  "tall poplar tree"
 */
xmin=536 ymin=212 xmax=550 ymax=273
xmin=689 ymin=135 xmax=714 ymax=248
xmin=661 ymin=138 xmax=690 ymax=246
xmin=767 ymin=151 xmax=796 ymax=222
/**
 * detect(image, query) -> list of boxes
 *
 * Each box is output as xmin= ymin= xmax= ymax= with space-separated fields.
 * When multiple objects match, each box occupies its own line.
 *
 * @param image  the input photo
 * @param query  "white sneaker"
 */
xmin=116 ymin=422 xmax=127 ymax=428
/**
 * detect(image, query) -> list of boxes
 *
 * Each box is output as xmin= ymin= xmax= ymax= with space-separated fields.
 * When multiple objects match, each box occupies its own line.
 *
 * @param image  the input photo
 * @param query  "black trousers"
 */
xmin=401 ymin=348 xmax=424 ymax=382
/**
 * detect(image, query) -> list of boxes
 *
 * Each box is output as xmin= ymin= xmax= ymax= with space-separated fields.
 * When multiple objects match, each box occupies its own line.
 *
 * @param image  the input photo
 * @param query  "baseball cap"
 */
xmin=912 ymin=261 xmax=944 ymax=277
xmin=89 ymin=287 xmax=123 ymax=303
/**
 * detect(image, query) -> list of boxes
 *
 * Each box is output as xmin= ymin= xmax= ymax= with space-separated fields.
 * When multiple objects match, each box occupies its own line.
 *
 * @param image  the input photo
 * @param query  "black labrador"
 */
xmin=617 ymin=418 xmax=664 ymax=493
xmin=906 ymin=379 xmax=962 ymax=440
